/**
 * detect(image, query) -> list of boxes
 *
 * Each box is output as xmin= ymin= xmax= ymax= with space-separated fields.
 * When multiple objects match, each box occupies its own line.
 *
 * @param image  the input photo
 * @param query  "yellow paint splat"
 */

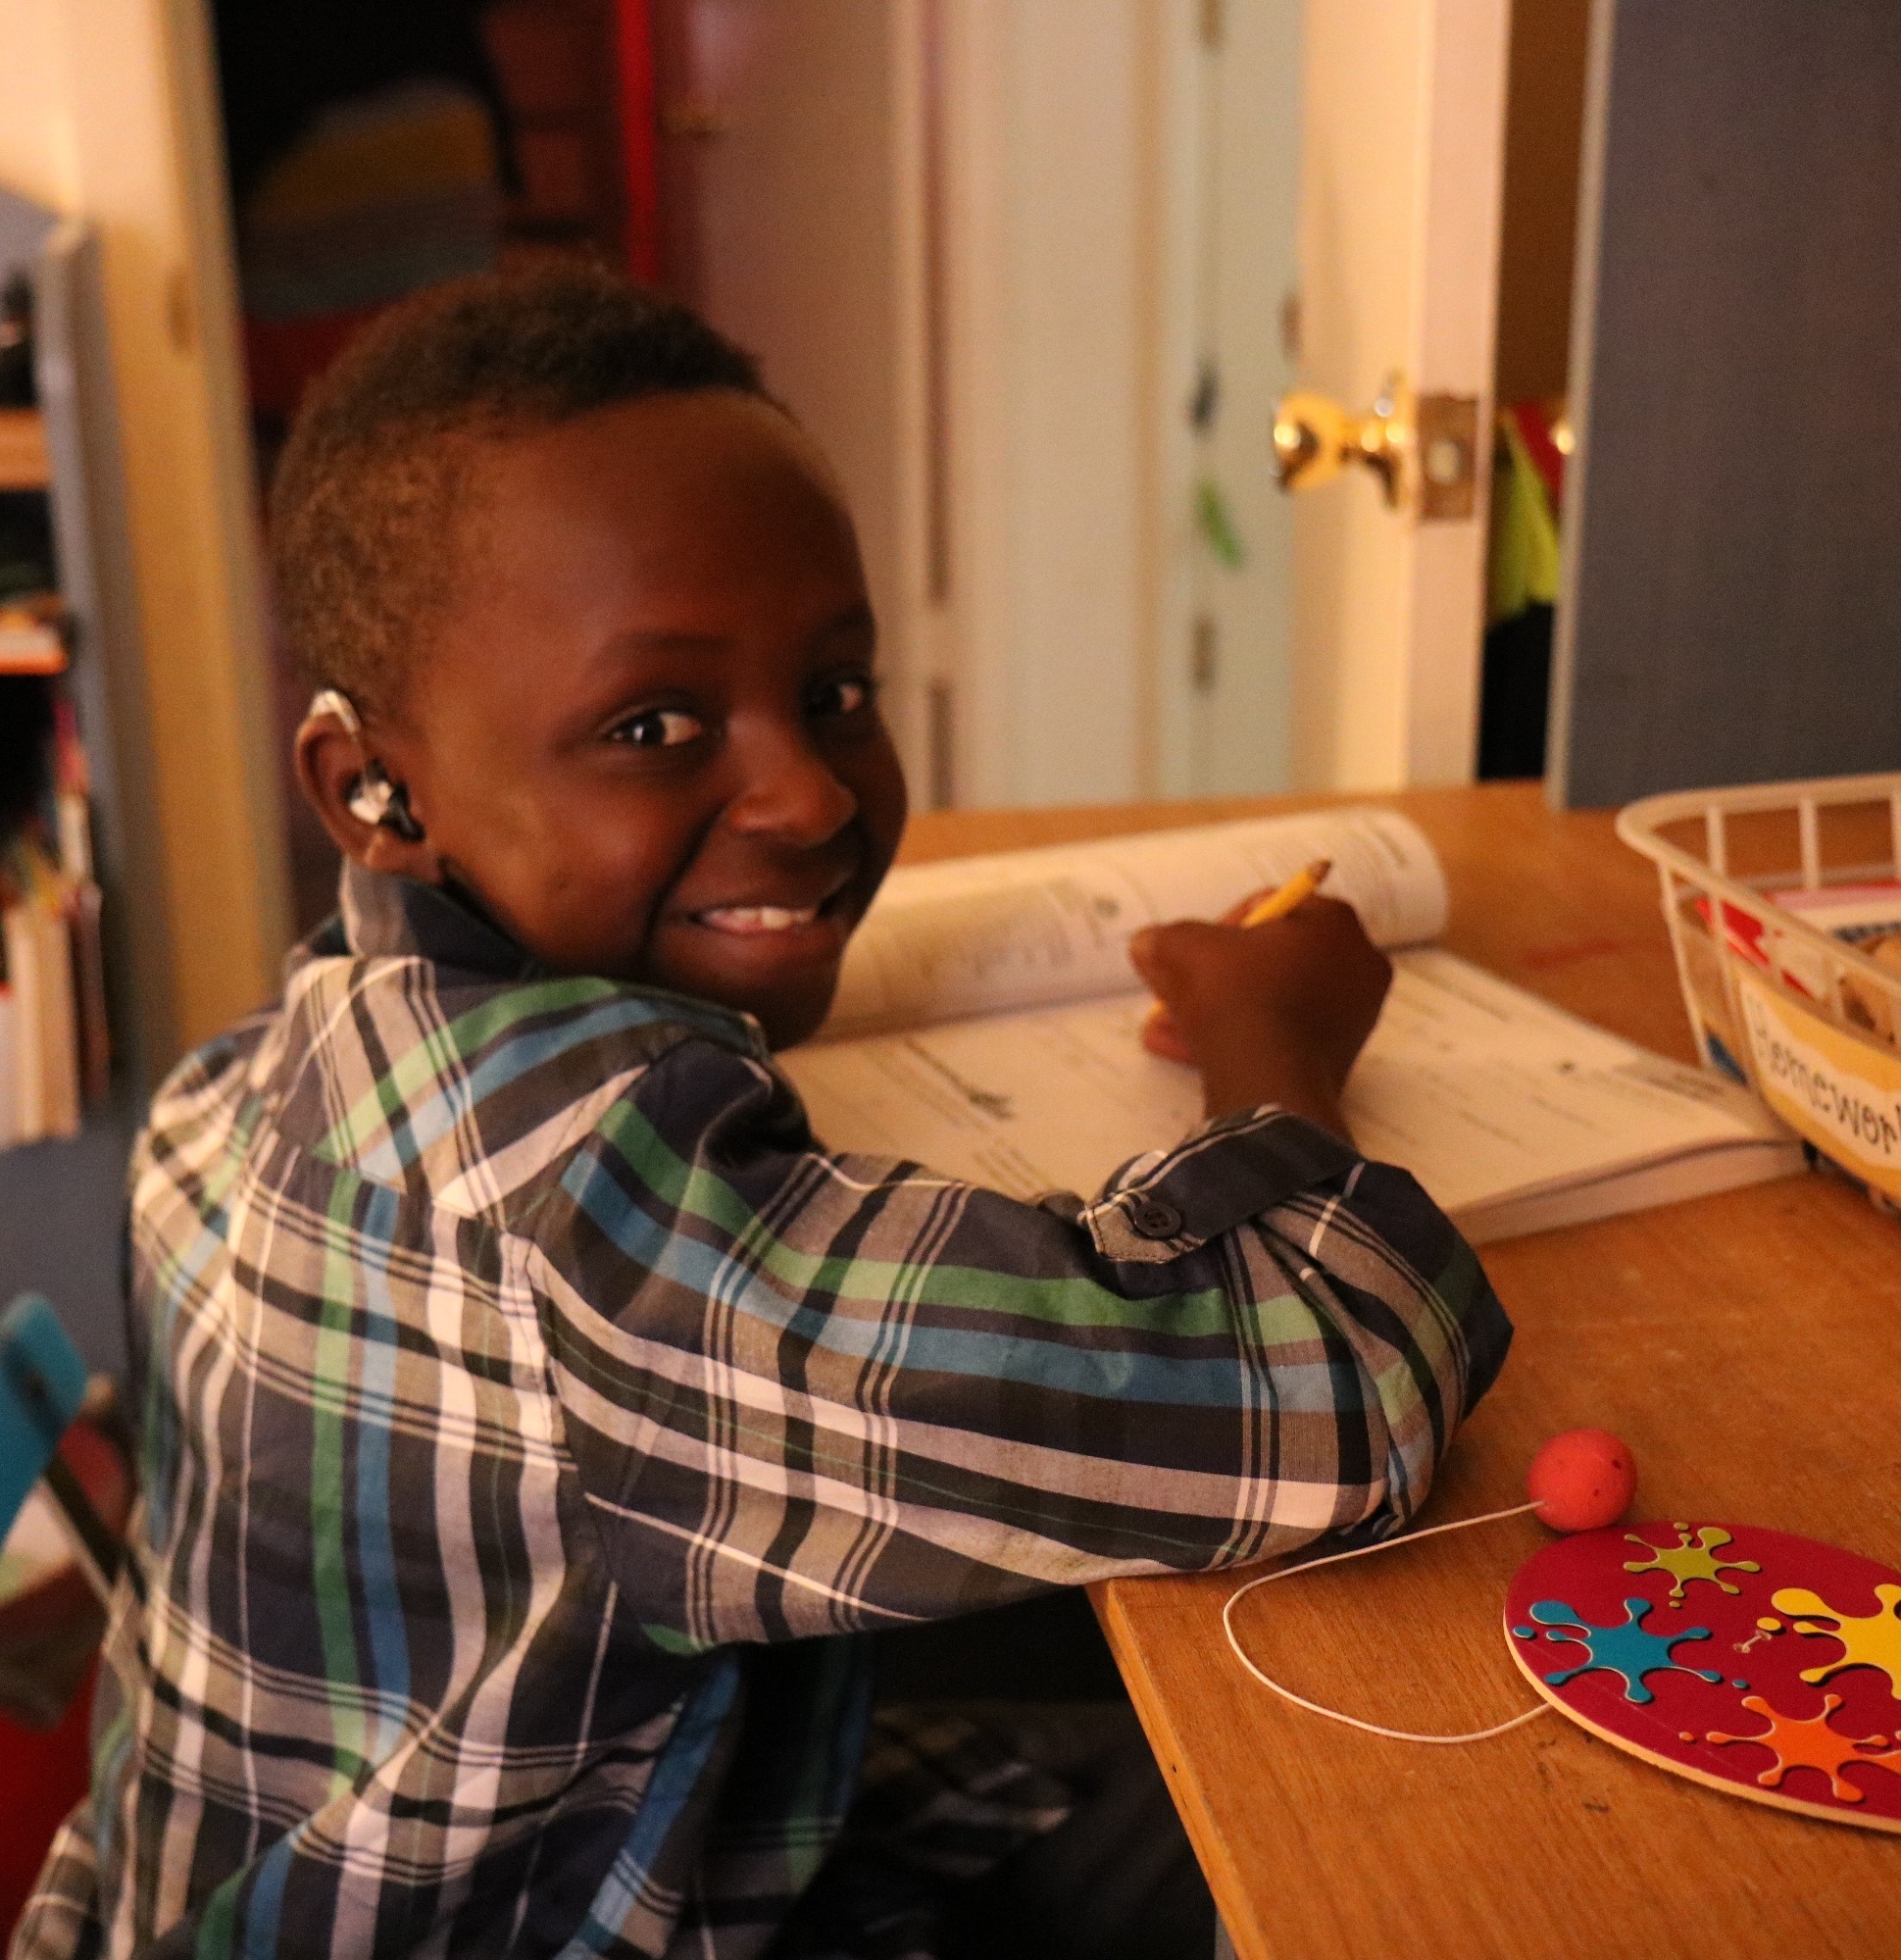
xmin=1770 ymin=1582 xmax=1901 ymax=1698
xmin=1624 ymin=1524 xmax=1762 ymax=1606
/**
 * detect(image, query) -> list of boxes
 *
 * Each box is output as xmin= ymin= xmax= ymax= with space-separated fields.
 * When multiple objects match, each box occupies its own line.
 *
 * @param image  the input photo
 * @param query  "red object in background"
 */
xmin=1506 ymin=398 xmax=1568 ymax=508
xmin=0 ymin=1660 xmax=96 ymax=1941
xmin=244 ymin=306 xmax=391 ymax=427
xmin=236 ymin=3 xmax=659 ymax=434
xmin=0 ymin=1417 xmax=134 ymax=1942
xmin=614 ymin=0 xmax=659 ymax=280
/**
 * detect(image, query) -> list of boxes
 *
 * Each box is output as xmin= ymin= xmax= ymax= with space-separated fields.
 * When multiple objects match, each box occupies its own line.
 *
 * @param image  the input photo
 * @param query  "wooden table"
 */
xmin=900 ymin=782 xmax=1901 ymax=1960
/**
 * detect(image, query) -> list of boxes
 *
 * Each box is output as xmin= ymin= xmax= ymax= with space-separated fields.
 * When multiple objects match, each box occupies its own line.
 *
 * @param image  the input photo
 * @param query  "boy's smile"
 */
xmin=300 ymin=389 xmax=908 ymax=1047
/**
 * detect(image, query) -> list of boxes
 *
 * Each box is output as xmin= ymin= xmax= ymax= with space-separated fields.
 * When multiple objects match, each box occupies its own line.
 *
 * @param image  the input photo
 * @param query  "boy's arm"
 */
xmin=529 ymin=1033 xmax=1511 ymax=1649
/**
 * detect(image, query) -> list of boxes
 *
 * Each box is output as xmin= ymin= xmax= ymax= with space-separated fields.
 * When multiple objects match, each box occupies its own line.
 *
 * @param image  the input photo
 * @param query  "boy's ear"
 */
xmin=293 ymin=702 xmax=440 ymax=881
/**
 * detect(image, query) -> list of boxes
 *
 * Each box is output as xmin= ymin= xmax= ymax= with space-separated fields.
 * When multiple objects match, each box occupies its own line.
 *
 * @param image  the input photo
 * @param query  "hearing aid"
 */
xmin=346 ymin=761 xmax=426 ymax=842
xmin=304 ymin=689 xmax=427 ymax=843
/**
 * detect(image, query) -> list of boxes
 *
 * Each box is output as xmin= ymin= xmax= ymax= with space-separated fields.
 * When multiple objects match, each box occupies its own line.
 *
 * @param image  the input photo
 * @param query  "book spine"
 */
xmin=2 ymin=905 xmax=40 ymax=1140
xmin=0 ymin=986 xmax=19 ymax=1151
xmin=1 ymin=900 xmax=81 ymax=1144
xmin=36 ymin=904 xmax=80 ymax=1138
xmin=68 ymin=881 xmax=109 ymax=1107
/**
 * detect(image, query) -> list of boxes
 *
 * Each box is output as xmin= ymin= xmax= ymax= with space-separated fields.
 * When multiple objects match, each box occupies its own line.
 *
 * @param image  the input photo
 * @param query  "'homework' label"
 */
xmin=1737 ymin=970 xmax=1901 ymax=1198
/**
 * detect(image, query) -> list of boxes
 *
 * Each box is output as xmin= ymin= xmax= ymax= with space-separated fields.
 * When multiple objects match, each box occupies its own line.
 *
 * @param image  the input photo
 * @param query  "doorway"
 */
xmin=653 ymin=0 xmax=1518 ymax=812
xmin=207 ymin=0 xmax=649 ymax=935
xmin=1479 ymin=0 xmax=1591 ymax=781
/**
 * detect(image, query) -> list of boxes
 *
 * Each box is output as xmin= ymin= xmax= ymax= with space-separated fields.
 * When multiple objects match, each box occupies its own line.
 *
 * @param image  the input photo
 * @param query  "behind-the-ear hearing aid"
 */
xmin=346 ymin=760 xmax=426 ymax=843
xmin=305 ymin=689 xmax=426 ymax=843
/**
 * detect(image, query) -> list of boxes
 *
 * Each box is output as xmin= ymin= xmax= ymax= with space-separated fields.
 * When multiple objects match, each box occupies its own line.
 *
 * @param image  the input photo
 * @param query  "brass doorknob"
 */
xmin=1273 ymin=376 xmax=1411 ymax=508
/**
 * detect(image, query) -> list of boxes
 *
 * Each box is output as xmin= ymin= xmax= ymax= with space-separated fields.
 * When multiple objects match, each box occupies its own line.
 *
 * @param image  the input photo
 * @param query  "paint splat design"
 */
xmin=1527 ymin=1597 xmax=1723 ymax=1704
xmin=1771 ymin=1583 xmax=1901 ymax=1699
xmin=1510 ymin=1521 xmax=1901 ymax=1830
xmin=1624 ymin=1523 xmax=1761 ymax=1606
xmin=1703 ymin=1693 xmax=1901 ymax=1803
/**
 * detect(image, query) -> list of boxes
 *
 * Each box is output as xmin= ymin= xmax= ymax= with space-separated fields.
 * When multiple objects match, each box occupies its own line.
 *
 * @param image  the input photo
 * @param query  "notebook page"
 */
xmin=1339 ymin=950 xmax=1791 ymax=1216
xmin=821 ymin=807 xmax=1445 ymax=1039
xmin=780 ymin=949 xmax=1794 ymax=1231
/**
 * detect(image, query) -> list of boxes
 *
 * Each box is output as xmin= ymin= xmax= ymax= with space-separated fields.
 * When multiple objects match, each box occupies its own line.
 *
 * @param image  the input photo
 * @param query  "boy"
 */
xmin=16 ymin=265 xmax=1509 ymax=1960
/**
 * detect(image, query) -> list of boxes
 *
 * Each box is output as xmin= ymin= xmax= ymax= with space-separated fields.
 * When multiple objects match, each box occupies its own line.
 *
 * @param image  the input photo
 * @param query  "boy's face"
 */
xmin=308 ymin=390 xmax=908 ymax=1048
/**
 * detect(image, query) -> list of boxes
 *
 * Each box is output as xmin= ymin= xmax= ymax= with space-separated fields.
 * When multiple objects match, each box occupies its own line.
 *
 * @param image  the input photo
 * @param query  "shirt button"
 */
xmin=1127 ymin=1196 xmax=1184 ymax=1239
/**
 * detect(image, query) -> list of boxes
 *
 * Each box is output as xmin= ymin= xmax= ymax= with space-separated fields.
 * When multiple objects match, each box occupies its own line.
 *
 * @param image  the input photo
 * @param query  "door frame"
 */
xmin=931 ymin=0 xmax=1511 ymax=805
xmin=1287 ymin=0 xmax=1512 ymax=791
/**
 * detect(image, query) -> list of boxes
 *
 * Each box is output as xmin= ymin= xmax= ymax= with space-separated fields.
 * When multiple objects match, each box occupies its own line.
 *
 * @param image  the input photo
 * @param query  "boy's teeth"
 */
xmin=699 ymin=904 xmax=820 ymax=933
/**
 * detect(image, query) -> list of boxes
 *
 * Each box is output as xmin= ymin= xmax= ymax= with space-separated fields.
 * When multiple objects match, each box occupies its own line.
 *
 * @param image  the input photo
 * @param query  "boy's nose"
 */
xmin=725 ymin=729 xmax=858 ymax=845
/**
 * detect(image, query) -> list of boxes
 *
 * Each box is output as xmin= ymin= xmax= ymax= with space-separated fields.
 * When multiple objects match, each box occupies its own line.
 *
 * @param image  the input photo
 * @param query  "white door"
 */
xmin=1287 ymin=0 xmax=1511 ymax=790
xmin=1153 ymin=0 xmax=1306 ymax=800
xmin=656 ymin=0 xmax=1510 ymax=807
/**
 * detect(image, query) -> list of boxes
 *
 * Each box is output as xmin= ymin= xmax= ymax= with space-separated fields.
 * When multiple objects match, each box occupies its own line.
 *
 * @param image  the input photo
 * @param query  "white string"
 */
xmin=1222 ymin=1500 xmax=1556 ymax=1744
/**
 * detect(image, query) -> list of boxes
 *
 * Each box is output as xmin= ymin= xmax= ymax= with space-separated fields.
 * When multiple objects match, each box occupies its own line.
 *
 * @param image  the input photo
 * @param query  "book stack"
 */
xmin=1 ymin=639 xmax=108 ymax=1152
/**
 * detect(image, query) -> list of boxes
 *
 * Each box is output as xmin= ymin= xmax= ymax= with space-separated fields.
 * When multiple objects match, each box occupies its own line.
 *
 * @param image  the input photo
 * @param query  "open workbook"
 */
xmin=779 ymin=809 xmax=1805 ymax=1245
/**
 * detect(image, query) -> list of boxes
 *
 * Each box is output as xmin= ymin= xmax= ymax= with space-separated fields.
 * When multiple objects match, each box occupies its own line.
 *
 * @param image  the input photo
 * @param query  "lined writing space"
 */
xmin=781 ymin=950 xmax=1788 ymax=1216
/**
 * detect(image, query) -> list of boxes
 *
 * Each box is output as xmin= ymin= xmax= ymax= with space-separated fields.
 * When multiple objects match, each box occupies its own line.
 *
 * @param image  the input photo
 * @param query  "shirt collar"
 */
xmin=292 ymin=862 xmax=767 ymax=1054
xmin=332 ymin=861 xmax=547 ymax=980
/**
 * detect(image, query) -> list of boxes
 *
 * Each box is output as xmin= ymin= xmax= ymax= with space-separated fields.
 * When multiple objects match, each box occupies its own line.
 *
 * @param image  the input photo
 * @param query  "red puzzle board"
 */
xmin=1504 ymin=1521 xmax=1901 ymax=1831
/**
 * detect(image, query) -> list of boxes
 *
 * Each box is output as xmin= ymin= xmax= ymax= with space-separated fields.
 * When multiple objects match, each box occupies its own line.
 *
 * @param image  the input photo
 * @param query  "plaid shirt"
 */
xmin=16 ymin=866 xmax=1509 ymax=1960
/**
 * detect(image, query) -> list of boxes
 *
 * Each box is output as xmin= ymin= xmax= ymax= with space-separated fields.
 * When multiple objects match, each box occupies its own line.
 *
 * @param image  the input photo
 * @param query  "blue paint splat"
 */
xmin=1527 ymin=1597 xmax=1724 ymax=1705
xmin=1513 ymin=1626 xmax=1536 ymax=1640
xmin=1732 ymin=1679 xmax=1749 ymax=1690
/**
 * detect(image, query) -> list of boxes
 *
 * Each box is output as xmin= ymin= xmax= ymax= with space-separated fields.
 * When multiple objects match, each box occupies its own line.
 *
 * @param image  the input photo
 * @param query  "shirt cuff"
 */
xmin=1078 ymin=1106 xmax=1360 ymax=1264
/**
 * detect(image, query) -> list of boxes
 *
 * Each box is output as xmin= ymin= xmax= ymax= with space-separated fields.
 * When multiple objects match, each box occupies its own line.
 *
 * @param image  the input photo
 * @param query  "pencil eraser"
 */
xmin=1526 ymin=1428 xmax=1637 ymax=1533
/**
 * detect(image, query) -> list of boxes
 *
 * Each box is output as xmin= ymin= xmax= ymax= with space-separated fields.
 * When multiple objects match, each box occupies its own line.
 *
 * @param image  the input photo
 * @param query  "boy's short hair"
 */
xmin=271 ymin=260 xmax=766 ymax=719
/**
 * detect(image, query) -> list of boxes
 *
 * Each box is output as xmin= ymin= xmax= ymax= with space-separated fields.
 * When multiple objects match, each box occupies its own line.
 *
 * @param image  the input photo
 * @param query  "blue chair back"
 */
xmin=0 ymin=1293 xmax=88 ymax=1547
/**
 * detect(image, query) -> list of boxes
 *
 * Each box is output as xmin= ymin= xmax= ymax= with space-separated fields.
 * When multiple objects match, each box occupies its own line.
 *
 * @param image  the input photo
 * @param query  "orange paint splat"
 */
xmin=1770 ymin=1583 xmax=1901 ymax=1697
xmin=1625 ymin=1524 xmax=1761 ymax=1606
xmin=1703 ymin=1694 xmax=1901 ymax=1803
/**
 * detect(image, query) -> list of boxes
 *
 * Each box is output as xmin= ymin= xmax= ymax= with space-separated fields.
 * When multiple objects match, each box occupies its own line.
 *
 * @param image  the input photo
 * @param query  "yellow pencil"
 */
xmin=1237 ymin=857 xmax=1331 ymax=928
xmin=1142 ymin=859 xmax=1333 ymax=1040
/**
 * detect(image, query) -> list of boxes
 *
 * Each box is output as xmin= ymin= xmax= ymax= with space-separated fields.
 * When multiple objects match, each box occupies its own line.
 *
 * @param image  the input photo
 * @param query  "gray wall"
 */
xmin=1550 ymin=0 xmax=1901 ymax=807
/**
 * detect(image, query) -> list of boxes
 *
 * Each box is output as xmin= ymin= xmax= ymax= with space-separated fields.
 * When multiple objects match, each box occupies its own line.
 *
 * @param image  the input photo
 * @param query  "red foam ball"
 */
xmin=1526 ymin=1428 xmax=1637 ymax=1532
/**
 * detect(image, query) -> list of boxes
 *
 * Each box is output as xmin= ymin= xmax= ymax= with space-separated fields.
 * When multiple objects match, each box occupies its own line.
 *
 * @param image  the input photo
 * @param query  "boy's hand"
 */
xmin=1128 ymin=896 xmax=1391 ymax=1139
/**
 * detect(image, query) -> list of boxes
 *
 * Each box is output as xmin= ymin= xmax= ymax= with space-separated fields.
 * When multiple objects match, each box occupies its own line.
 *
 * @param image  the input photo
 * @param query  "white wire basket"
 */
xmin=1618 ymin=772 xmax=1901 ymax=1208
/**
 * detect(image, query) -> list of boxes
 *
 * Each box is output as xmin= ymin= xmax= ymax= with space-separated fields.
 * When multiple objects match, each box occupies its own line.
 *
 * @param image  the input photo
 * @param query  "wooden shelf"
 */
xmin=0 ymin=407 xmax=50 ymax=490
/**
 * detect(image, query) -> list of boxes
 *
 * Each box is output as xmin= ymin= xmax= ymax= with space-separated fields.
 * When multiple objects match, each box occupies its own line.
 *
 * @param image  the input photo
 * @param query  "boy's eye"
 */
xmin=806 ymin=673 xmax=877 ymax=719
xmin=609 ymin=706 xmax=705 ymax=748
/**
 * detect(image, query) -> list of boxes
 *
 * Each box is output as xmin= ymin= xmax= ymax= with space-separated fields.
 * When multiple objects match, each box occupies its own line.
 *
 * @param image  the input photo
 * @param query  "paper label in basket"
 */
xmin=1737 ymin=970 xmax=1901 ymax=1196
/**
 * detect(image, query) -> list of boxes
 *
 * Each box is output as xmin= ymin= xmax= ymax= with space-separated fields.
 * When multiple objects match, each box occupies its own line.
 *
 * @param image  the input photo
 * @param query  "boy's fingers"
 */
xmin=1126 ymin=920 xmax=1218 ymax=993
xmin=1140 ymin=1002 xmax=1193 ymax=1063
xmin=1126 ymin=925 xmax=1166 ymax=986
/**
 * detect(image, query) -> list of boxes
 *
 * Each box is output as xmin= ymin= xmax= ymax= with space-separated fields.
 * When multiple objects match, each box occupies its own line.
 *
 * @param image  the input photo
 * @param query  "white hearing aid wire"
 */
xmin=1223 ymin=1500 xmax=1554 ymax=1743
xmin=304 ymin=687 xmax=363 ymax=735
